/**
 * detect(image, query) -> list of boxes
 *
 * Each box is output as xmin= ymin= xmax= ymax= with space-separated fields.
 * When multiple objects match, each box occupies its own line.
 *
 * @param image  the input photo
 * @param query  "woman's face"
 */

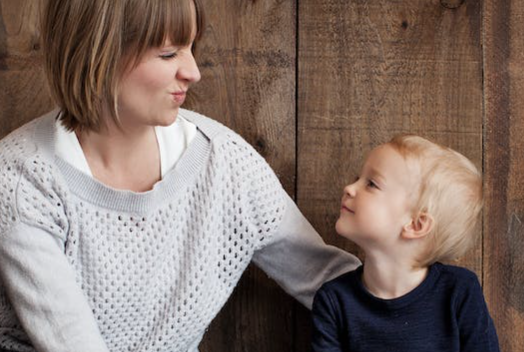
xmin=116 ymin=3 xmax=201 ymax=129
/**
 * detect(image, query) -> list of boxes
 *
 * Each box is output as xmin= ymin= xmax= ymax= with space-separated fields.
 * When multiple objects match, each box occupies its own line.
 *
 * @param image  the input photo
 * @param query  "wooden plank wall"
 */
xmin=295 ymin=0 xmax=482 ymax=350
xmin=484 ymin=1 xmax=524 ymax=351
xmin=195 ymin=2 xmax=297 ymax=351
xmin=0 ymin=0 xmax=53 ymax=134
xmin=0 ymin=0 xmax=522 ymax=351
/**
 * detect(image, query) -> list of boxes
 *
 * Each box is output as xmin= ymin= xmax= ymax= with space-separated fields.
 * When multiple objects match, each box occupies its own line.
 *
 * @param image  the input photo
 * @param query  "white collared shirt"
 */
xmin=55 ymin=115 xmax=197 ymax=178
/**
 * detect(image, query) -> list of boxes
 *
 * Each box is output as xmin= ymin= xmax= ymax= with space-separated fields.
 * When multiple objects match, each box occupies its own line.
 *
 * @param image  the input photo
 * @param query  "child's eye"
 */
xmin=367 ymin=180 xmax=378 ymax=189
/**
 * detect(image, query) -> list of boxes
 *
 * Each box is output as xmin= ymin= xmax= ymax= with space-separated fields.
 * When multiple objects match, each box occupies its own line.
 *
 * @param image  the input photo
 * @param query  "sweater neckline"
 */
xmin=353 ymin=262 xmax=443 ymax=310
xmin=35 ymin=109 xmax=216 ymax=215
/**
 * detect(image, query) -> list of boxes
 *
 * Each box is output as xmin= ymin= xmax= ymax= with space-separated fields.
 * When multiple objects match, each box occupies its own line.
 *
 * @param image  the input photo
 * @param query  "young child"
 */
xmin=311 ymin=135 xmax=500 ymax=352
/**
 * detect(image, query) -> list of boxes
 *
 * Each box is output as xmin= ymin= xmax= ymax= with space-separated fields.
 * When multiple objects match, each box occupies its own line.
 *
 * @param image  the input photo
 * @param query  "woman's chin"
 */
xmin=154 ymin=111 xmax=179 ymax=127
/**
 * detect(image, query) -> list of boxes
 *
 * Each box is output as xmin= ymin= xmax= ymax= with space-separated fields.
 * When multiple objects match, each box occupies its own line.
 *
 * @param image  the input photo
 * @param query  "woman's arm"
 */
xmin=0 ymin=222 xmax=110 ymax=352
xmin=220 ymin=129 xmax=359 ymax=308
xmin=252 ymin=193 xmax=360 ymax=308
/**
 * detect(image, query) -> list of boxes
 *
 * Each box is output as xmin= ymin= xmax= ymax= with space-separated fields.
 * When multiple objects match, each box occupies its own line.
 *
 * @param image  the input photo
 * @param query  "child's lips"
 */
xmin=341 ymin=205 xmax=355 ymax=214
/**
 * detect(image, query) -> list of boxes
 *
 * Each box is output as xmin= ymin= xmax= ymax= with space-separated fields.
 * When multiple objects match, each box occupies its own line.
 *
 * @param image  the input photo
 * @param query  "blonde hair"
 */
xmin=41 ymin=0 xmax=204 ymax=132
xmin=388 ymin=135 xmax=483 ymax=267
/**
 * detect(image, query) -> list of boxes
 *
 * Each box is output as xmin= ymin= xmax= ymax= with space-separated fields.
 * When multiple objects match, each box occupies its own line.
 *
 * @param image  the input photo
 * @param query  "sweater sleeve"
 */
xmin=311 ymin=287 xmax=344 ymax=352
xmin=219 ymin=129 xmax=360 ymax=308
xmin=0 ymin=145 xmax=110 ymax=352
xmin=0 ymin=222 xmax=110 ymax=352
xmin=456 ymin=274 xmax=500 ymax=352
xmin=252 ymin=193 xmax=360 ymax=308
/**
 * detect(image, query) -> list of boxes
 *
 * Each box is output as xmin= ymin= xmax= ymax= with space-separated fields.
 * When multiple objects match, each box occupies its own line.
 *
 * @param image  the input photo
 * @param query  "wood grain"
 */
xmin=298 ymin=0 xmax=482 ymax=274
xmin=2 ymin=0 xmax=523 ymax=351
xmin=190 ymin=1 xmax=297 ymax=351
xmin=0 ymin=0 xmax=53 ymax=138
xmin=188 ymin=0 xmax=297 ymax=193
xmin=297 ymin=0 xmax=482 ymax=349
xmin=483 ymin=0 xmax=524 ymax=350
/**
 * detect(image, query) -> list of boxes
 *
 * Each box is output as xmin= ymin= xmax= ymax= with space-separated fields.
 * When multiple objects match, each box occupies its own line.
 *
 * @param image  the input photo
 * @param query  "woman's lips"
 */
xmin=171 ymin=91 xmax=186 ymax=104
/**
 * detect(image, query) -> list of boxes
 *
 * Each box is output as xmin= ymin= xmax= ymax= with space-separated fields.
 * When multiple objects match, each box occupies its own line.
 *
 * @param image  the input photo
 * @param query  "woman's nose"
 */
xmin=177 ymin=53 xmax=201 ymax=83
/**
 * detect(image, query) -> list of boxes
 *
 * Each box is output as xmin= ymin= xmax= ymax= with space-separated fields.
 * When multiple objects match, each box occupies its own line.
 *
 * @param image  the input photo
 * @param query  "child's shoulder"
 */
xmin=317 ymin=265 xmax=363 ymax=294
xmin=313 ymin=266 xmax=362 ymax=312
xmin=435 ymin=262 xmax=479 ymax=280
xmin=433 ymin=262 xmax=481 ymax=291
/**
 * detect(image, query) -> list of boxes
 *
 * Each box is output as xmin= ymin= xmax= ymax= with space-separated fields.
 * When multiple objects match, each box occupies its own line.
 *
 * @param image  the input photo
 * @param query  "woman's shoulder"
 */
xmin=0 ymin=109 xmax=58 ymax=167
xmin=0 ymin=110 xmax=68 ymax=233
xmin=0 ymin=109 xmax=63 ymax=194
xmin=179 ymin=109 xmax=268 ymax=166
xmin=178 ymin=109 xmax=249 ymax=145
xmin=178 ymin=109 xmax=228 ymax=135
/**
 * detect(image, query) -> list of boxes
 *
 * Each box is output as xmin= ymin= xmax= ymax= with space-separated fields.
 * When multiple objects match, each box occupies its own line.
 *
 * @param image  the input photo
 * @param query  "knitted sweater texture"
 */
xmin=0 ymin=109 xmax=360 ymax=352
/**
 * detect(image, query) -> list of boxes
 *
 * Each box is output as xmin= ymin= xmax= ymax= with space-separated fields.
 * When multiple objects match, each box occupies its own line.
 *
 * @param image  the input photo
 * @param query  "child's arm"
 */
xmin=311 ymin=287 xmax=345 ymax=352
xmin=457 ymin=275 xmax=500 ymax=352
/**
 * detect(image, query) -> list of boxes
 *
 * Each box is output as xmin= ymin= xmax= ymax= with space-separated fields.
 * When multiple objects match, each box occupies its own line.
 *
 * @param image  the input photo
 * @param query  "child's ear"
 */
xmin=402 ymin=212 xmax=434 ymax=239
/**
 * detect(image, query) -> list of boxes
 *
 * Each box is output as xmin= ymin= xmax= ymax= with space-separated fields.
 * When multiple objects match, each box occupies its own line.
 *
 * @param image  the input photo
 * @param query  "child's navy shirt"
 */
xmin=311 ymin=262 xmax=499 ymax=352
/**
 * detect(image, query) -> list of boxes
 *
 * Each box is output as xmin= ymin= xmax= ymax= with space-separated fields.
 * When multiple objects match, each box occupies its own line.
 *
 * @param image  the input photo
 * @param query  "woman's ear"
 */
xmin=402 ymin=212 xmax=434 ymax=239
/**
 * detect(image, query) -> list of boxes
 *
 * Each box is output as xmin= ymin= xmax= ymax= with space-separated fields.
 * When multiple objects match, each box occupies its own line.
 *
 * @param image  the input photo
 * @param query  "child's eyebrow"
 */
xmin=367 ymin=168 xmax=387 ymax=185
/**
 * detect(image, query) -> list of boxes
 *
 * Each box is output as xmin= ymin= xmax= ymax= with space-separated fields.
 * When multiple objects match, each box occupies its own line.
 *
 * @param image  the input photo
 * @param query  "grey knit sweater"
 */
xmin=0 ymin=109 xmax=360 ymax=352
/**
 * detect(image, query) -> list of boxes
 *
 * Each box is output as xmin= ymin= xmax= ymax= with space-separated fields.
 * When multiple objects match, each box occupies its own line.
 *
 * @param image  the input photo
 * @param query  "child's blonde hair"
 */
xmin=388 ymin=135 xmax=483 ymax=267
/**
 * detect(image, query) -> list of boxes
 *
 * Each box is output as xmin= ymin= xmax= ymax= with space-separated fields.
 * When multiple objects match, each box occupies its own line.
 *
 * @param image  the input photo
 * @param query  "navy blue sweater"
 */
xmin=311 ymin=263 xmax=499 ymax=352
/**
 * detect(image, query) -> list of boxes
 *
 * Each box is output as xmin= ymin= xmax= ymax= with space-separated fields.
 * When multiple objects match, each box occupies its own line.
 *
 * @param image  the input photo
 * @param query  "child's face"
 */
xmin=336 ymin=144 xmax=419 ymax=249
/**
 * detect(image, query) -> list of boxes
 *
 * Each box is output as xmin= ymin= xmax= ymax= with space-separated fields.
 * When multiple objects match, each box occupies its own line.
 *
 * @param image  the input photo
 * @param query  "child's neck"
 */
xmin=361 ymin=255 xmax=428 ymax=300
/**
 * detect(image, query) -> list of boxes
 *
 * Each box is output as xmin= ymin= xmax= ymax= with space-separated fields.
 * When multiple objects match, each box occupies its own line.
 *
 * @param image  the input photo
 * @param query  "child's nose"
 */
xmin=344 ymin=182 xmax=357 ymax=197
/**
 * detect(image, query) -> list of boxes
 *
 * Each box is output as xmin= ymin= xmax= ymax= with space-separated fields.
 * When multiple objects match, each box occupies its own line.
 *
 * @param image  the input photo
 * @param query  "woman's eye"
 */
xmin=160 ymin=52 xmax=178 ymax=60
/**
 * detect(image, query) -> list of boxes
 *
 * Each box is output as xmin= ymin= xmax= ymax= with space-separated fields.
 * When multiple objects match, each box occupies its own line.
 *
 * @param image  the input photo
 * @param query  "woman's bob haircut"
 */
xmin=41 ymin=0 xmax=204 ymax=132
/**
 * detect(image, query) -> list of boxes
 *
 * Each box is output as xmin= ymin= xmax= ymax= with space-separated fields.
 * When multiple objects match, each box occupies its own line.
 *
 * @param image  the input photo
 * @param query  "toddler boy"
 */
xmin=311 ymin=135 xmax=499 ymax=352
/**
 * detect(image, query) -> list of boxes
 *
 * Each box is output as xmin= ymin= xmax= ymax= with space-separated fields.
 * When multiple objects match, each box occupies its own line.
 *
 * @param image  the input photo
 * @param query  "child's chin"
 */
xmin=335 ymin=222 xmax=353 ymax=239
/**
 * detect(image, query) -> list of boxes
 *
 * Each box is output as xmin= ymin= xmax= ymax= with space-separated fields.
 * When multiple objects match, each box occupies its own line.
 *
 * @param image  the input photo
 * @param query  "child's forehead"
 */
xmin=364 ymin=144 xmax=403 ymax=165
xmin=363 ymin=144 xmax=422 ymax=184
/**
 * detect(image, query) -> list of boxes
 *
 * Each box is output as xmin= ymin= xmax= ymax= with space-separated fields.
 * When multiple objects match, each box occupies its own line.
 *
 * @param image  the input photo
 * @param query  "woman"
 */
xmin=0 ymin=0 xmax=359 ymax=351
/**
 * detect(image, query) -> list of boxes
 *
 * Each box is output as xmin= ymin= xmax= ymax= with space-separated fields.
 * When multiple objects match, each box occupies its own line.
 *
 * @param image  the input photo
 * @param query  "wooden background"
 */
xmin=0 ymin=0 xmax=522 ymax=351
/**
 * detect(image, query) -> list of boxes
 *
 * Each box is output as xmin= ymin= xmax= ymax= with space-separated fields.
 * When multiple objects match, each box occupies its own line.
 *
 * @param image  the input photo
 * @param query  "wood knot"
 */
xmin=254 ymin=138 xmax=267 ymax=154
xmin=401 ymin=20 xmax=409 ymax=29
xmin=440 ymin=0 xmax=465 ymax=9
xmin=0 ymin=52 xmax=6 ymax=70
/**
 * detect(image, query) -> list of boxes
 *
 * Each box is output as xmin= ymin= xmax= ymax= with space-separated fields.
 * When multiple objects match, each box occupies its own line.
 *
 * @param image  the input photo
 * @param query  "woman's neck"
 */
xmin=76 ymin=123 xmax=161 ymax=192
xmin=361 ymin=254 xmax=428 ymax=300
